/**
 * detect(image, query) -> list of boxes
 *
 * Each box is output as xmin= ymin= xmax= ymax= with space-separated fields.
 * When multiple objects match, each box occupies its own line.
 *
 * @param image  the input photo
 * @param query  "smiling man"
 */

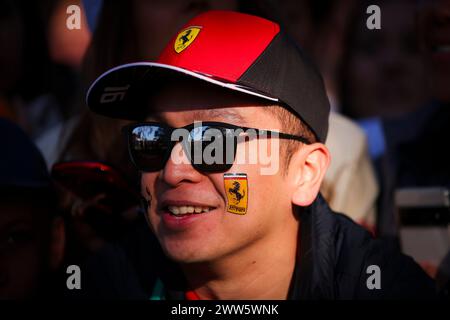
xmin=86 ymin=11 xmax=435 ymax=299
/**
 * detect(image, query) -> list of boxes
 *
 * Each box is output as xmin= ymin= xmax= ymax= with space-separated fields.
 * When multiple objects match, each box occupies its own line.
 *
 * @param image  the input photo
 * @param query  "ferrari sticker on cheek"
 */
xmin=224 ymin=173 xmax=248 ymax=215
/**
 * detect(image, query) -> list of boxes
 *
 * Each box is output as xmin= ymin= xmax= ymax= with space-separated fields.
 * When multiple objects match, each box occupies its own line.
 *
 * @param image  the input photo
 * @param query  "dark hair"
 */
xmin=266 ymin=105 xmax=317 ymax=172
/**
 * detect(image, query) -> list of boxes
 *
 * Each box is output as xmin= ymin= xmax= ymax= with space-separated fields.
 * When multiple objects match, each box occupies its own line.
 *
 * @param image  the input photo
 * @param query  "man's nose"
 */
xmin=159 ymin=142 xmax=203 ymax=186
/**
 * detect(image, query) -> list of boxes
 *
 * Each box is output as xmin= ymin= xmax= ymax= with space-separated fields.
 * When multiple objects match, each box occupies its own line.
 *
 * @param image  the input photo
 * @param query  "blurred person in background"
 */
xmin=340 ymin=0 xmax=429 ymax=120
xmin=31 ymin=0 xmax=139 ymax=264
xmin=45 ymin=0 xmax=91 ymax=70
xmin=337 ymin=0 xmax=432 ymax=238
xmin=42 ymin=0 xmax=243 ymax=283
xmin=385 ymin=0 xmax=450 ymax=188
xmin=382 ymin=0 xmax=450 ymax=291
xmin=35 ymin=0 xmax=92 ymax=165
xmin=0 ymin=118 xmax=65 ymax=299
xmin=339 ymin=0 xmax=431 ymax=165
xmin=0 ymin=0 xmax=80 ymax=141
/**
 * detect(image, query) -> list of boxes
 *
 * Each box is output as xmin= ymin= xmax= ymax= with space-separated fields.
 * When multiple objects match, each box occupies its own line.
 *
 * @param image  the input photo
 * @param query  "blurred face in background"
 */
xmin=344 ymin=0 xmax=429 ymax=118
xmin=133 ymin=0 xmax=238 ymax=59
xmin=47 ymin=0 xmax=91 ymax=69
xmin=418 ymin=0 xmax=450 ymax=102
xmin=0 ymin=192 xmax=63 ymax=299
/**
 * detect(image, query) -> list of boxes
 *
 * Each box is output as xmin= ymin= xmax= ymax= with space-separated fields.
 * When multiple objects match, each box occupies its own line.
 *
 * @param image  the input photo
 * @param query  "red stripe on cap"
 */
xmin=158 ymin=11 xmax=280 ymax=82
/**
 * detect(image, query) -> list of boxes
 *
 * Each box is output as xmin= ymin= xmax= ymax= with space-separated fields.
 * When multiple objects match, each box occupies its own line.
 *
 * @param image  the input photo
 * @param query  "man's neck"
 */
xmin=181 ymin=223 xmax=299 ymax=300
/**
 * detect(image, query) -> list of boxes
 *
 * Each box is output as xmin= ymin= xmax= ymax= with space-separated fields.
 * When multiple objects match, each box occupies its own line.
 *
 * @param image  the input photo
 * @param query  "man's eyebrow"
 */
xmin=191 ymin=109 xmax=246 ymax=123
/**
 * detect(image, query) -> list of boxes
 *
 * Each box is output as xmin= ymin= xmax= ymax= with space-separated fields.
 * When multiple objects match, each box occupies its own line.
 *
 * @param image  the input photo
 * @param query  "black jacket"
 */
xmin=79 ymin=195 xmax=436 ymax=299
xmin=290 ymin=195 xmax=435 ymax=299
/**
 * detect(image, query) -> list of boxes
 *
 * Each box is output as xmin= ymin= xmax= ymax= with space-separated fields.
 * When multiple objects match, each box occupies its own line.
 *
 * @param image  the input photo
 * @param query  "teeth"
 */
xmin=167 ymin=205 xmax=213 ymax=215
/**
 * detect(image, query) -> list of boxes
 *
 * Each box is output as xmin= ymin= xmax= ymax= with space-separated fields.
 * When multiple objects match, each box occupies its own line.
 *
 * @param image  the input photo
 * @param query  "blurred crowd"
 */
xmin=1 ymin=0 xmax=449 ymax=299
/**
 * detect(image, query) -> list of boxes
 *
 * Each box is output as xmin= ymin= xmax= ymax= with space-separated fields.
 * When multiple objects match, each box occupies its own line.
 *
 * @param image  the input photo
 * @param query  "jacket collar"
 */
xmin=289 ymin=194 xmax=338 ymax=300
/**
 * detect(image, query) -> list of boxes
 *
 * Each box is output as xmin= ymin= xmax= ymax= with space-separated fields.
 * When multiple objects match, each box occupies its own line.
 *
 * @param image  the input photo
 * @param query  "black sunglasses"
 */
xmin=122 ymin=121 xmax=311 ymax=173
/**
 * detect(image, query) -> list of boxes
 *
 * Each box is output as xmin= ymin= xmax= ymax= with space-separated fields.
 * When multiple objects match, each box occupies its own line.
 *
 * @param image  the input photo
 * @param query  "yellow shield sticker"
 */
xmin=174 ymin=27 xmax=201 ymax=53
xmin=224 ymin=173 xmax=248 ymax=215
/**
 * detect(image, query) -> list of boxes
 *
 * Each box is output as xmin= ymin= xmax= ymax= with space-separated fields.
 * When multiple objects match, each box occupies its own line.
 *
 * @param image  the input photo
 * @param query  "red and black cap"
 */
xmin=86 ymin=10 xmax=330 ymax=142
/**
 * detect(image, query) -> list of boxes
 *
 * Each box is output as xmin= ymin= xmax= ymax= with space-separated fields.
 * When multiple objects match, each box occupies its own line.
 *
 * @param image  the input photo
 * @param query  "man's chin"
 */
xmin=163 ymin=248 xmax=213 ymax=264
xmin=158 ymin=238 xmax=216 ymax=264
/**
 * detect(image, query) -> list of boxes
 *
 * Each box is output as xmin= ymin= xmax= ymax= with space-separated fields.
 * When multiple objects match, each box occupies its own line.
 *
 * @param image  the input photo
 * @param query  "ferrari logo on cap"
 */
xmin=174 ymin=27 xmax=201 ymax=53
xmin=224 ymin=173 xmax=248 ymax=215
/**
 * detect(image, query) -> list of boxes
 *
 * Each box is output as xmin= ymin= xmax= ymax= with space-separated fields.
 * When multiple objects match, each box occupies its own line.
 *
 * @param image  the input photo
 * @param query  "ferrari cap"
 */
xmin=86 ymin=10 xmax=330 ymax=142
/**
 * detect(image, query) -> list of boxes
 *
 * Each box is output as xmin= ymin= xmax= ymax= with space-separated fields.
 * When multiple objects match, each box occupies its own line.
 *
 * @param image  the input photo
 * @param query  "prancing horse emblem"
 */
xmin=228 ymin=181 xmax=245 ymax=204
xmin=174 ymin=27 xmax=201 ymax=53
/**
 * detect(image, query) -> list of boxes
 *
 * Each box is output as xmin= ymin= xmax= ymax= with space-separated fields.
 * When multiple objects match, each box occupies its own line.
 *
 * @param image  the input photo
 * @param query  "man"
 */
xmin=86 ymin=11 xmax=434 ymax=299
xmin=0 ymin=118 xmax=65 ymax=299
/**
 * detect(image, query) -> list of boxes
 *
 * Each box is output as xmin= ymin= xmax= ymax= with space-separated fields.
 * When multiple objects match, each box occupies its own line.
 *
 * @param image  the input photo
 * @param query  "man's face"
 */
xmin=140 ymin=80 xmax=297 ymax=264
xmin=418 ymin=0 xmax=450 ymax=102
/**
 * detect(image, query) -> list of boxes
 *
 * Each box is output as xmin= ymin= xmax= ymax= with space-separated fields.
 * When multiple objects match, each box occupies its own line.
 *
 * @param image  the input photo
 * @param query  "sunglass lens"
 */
xmin=187 ymin=126 xmax=236 ymax=172
xmin=129 ymin=125 xmax=170 ymax=171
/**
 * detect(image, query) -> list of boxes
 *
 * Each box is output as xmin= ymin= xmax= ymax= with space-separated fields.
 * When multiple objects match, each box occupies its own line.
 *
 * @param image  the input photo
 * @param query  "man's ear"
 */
xmin=289 ymin=143 xmax=330 ymax=207
xmin=49 ymin=216 xmax=65 ymax=270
